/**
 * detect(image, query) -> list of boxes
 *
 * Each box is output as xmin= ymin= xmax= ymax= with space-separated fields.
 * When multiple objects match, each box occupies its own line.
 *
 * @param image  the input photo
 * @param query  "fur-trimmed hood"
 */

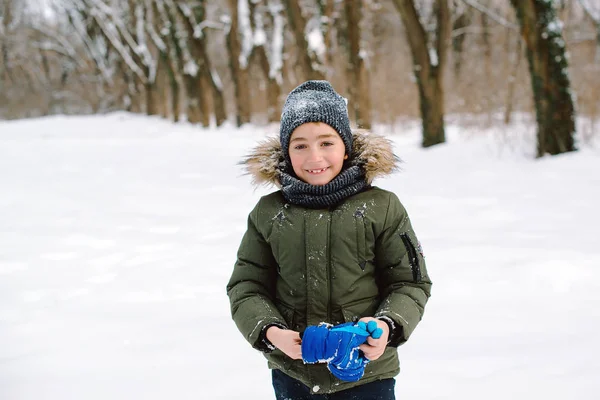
xmin=241 ymin=129 xmax=399 ymax=188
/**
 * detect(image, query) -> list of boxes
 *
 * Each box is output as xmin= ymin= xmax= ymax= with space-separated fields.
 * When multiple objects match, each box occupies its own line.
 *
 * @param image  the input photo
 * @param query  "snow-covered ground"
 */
xmin=1 ymin=113 xmax=599 ymax=399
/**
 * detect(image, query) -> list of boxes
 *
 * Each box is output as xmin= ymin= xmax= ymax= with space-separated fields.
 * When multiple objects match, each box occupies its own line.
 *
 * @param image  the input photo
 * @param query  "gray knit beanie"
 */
xmin=279 ymin=80 xmax=352 ymax=159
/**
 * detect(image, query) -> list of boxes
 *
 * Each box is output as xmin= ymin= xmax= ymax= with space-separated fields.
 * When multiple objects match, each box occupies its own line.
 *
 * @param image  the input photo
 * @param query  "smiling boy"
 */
xmin=227 ymin=80 xmax=432 ymax=399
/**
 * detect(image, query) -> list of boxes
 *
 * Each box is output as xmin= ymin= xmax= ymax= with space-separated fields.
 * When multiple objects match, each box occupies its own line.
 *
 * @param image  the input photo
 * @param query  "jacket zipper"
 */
xmin=400 ymin=233 xmax=422 ymax=282
xmin=326 ymin=209 xmax=333 ymax=391
xmin=327 ymin=209 xmax=332 ymax=323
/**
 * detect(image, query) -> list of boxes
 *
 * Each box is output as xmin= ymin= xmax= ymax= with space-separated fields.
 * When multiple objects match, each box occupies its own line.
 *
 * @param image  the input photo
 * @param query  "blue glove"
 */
xmin=301 ymin=324 xmax=337 ymax=364
xmin=301 ymin=322 xmax=379 ymax=382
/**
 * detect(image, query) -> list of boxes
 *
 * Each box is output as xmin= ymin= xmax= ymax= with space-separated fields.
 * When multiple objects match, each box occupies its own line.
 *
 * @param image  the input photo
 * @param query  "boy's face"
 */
xmin=288 ymin=122 xmax=347 ymax=186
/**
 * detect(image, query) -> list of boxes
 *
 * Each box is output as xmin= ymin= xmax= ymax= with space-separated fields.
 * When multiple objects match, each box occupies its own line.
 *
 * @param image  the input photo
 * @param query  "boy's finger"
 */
xmin=358 ymin=344 xmax=372 ymax=357
xmin=367 ymin=336 xmax=382 ymax=346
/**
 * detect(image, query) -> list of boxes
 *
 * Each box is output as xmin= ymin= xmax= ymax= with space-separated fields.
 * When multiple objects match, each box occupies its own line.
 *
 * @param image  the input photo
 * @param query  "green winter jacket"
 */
xmin=227 ymin=130 xmax=432 ymax=394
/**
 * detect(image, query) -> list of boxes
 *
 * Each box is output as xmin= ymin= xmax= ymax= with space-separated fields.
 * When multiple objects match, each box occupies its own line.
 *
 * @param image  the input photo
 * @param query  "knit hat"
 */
xmin=279 ymin=80 xmax=352 ymax=159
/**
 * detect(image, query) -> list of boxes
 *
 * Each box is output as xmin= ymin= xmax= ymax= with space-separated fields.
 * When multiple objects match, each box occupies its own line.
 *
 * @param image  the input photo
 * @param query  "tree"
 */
xmin=577 ymin=0 xmax=600 ymax=62
xmin=247 ymin=0 xmax=283 ymax=123
xmin=344 ymin=0 xmax=372 ymax=129
xmin=510 ymin=0 xmax=576 ymax=157
xmin=177 ymin=0 xmax=227 ymax=127
xmin=392 ymin=0 xmax=451 ymax=147
xmin=152 ymin=0 xmax=182 ymax=121
xmin=226 ymin=0 xmax=252 ymax=126
xmin=282 ymin=0 xmax=325 ymax=81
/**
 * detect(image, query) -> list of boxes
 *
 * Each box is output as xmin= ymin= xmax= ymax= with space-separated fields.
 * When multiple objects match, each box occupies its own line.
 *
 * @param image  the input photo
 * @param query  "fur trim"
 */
xmin=240 ymin=129 xmax=399 ymax=188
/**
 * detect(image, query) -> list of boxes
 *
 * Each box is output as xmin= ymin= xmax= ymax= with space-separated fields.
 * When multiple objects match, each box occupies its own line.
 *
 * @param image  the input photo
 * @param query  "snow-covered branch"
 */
xmin=578 ymin=0 xmax=600 ymax=23
xmin=89 ymin=7 xmax=148 ymax=83
xmin=31 ymin=41 xmax=82 ymax=66
xmin=460 ymin=0 xmax=518 ymax=30
xmin=166 ymin=0 xmax=198 ymax=77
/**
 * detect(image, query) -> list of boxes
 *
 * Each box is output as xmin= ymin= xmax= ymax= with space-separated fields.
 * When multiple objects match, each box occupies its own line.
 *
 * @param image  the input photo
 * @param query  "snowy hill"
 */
xmin=1 ymin=113 xmax=599 ymax=399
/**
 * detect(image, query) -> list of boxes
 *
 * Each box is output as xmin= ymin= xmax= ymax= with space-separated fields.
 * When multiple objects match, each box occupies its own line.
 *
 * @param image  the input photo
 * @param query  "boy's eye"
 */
xmin=294 ymin=144 xmax=307 ymax=150
xmin=321 ymin=142 xmax=334 ymax=147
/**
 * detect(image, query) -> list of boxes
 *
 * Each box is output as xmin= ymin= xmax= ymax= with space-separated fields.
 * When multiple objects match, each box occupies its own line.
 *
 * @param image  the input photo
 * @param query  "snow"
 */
xmin=306 ymin=27 xmax=326 ymax=63
xmin=428 ymin=47 xmax=438 ymax=67
xmin=268 ymin=3 xmax=284 ymax=84
xmin=1 ymin=113 xmax=600 ymax=399
xmin=210 ymin=68 xmax=223 ymax=91
xmin=238 ymin=0 xmax=253 ymax=69
xmin=183 ymin=60 xmax=199 ymax=77
xmin=546 ymin=20 xmax=563 ymax=34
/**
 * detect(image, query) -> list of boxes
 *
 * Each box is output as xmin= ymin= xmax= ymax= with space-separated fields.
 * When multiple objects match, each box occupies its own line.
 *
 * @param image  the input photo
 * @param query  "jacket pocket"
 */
xmin=341 ymin=297 xmax=380 ymax=322
xmin=354 ymin=208 xmax=368 ymax=270
xmin=399 ymin=233 xmax=422 ymax=282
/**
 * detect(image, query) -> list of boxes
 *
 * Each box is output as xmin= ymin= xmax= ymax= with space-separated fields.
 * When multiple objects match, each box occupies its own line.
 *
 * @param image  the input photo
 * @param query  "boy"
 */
xmin=227 ymin=80 xmax=432 ymax=399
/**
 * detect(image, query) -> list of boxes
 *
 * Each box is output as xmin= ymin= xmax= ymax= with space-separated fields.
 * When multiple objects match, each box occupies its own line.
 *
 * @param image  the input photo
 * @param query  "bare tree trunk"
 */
xmin=577 ymin=0 xmax=600 ymax=62
xmin=206 ymin=68 xmax=227 ymax=126
xmin=129 ymin=81 xmax=143 ymax=113
xmin=317 ymin=0 xmax=335 ymax=66
xmin=226 ymin=0 xmax=252 ymax=126
xmin=481 ymin=13 xmax=493 ymax=123
xmin=282 ymin=0 xmax=325 ymax=81
xmin=170 ymin=3 xmax=208 ymax=126
xmin=510 ymin=0 xmax=576 ymax=157
xmin=503 ymin=29 xmax=522 ymax=125
xmin=171 ymin=77 xmax=180 ymax=122
xmin=145 ymin=81 xmax=159 ymax=115
xmin=392 ymin=0 xmax=450 ymax=147
xmin=1 ymin=0 xmax=14 ymax=83
xmin=125 ymin=0 xmax=156 ymax=116
xmin=191 ymin=1 xmax=227 ymax=126
xmin=152 ymin=0 xmax=180 ymax=122
xmin=161 ymin=52 xmax=180 ymax=122
xmin=248 ymin=0 xmax=281 ymax=123
xmin=156 ymin=57 xmax=169 ymax=119
xmin=344 ymin=0 xmax=371 ymax=129
xmin=452 ymin=7 xmax=470 ymax=78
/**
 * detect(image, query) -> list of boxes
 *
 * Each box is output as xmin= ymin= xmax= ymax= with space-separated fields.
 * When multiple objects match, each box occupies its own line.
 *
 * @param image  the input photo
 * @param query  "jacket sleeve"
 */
xmin=374 ymin=192 xmax=432 ymax=347
xmin=226 ymin=199 xmax=288 ymax=352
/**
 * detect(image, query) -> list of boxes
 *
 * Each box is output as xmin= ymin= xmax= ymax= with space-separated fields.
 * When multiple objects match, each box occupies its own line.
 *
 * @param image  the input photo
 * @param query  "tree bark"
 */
xmin=145 ymin=81 xmax=159 ymax=116
xmin=227 ymin=0 xmax=252 ymax=126
xmin=172 ymin=3 xmax=209 ymax=126
xmin=392 ymin=0 xmax=450 ymax=147
xmin=344 ymin=0 xmax=371 ymax=129
xmin=152 ymin=0 xmax=180 ymax=122
xmin=248 ymin=0 xmax=281 ymax=123
xmin=193 ymin=1 xmax=227 ymax=126
xmin=503 ymin=29 xmax=522 ymax=125
xmin=282 ymin=0 xmax=325 ymax=81
xmin=317 ymin=0 xmax=335 ymax=66
xmin=481 ymin=13 xmax=493 ymax=122
xmin=510 ymin=0 xmax=576 ymax=157
xmin=452 ymin=9 xmax=470 ymax=78
xmin=156 ymin=57 xmax=169 ymax=118
xmin=206 ymin=67 xmax=227 ymax=126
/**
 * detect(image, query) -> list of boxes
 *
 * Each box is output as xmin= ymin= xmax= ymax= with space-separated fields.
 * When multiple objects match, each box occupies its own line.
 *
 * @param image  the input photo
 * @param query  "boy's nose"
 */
xmin=307 ymin=148 xmax=323 ymax=162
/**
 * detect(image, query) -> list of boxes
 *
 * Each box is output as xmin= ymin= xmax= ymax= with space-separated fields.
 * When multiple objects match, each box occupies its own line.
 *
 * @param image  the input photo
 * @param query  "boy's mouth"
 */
xmin=306 ymin=167 xmax=329 ymax=175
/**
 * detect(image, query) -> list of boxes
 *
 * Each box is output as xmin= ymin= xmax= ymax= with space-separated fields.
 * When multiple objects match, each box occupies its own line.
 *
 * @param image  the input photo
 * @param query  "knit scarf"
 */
xmin=279 ymin=164 xmax=367 ymax=209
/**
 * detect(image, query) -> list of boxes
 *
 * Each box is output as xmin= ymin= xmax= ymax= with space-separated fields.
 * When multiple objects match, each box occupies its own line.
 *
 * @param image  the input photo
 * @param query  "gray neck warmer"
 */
xmin=279 ymin=164 xmax=368 ymax=209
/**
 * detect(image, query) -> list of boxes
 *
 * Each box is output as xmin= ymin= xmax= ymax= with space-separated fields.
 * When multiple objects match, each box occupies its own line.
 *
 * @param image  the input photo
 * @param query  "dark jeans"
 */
xmin=272 ymin=369 xmax=396 ymax=400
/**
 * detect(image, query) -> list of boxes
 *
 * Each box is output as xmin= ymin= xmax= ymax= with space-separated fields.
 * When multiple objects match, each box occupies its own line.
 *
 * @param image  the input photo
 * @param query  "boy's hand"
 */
xmin=266 ymin=326 xmax=302 ymax=360
xmin=357 ymin=317 xmax=389 ymax=361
